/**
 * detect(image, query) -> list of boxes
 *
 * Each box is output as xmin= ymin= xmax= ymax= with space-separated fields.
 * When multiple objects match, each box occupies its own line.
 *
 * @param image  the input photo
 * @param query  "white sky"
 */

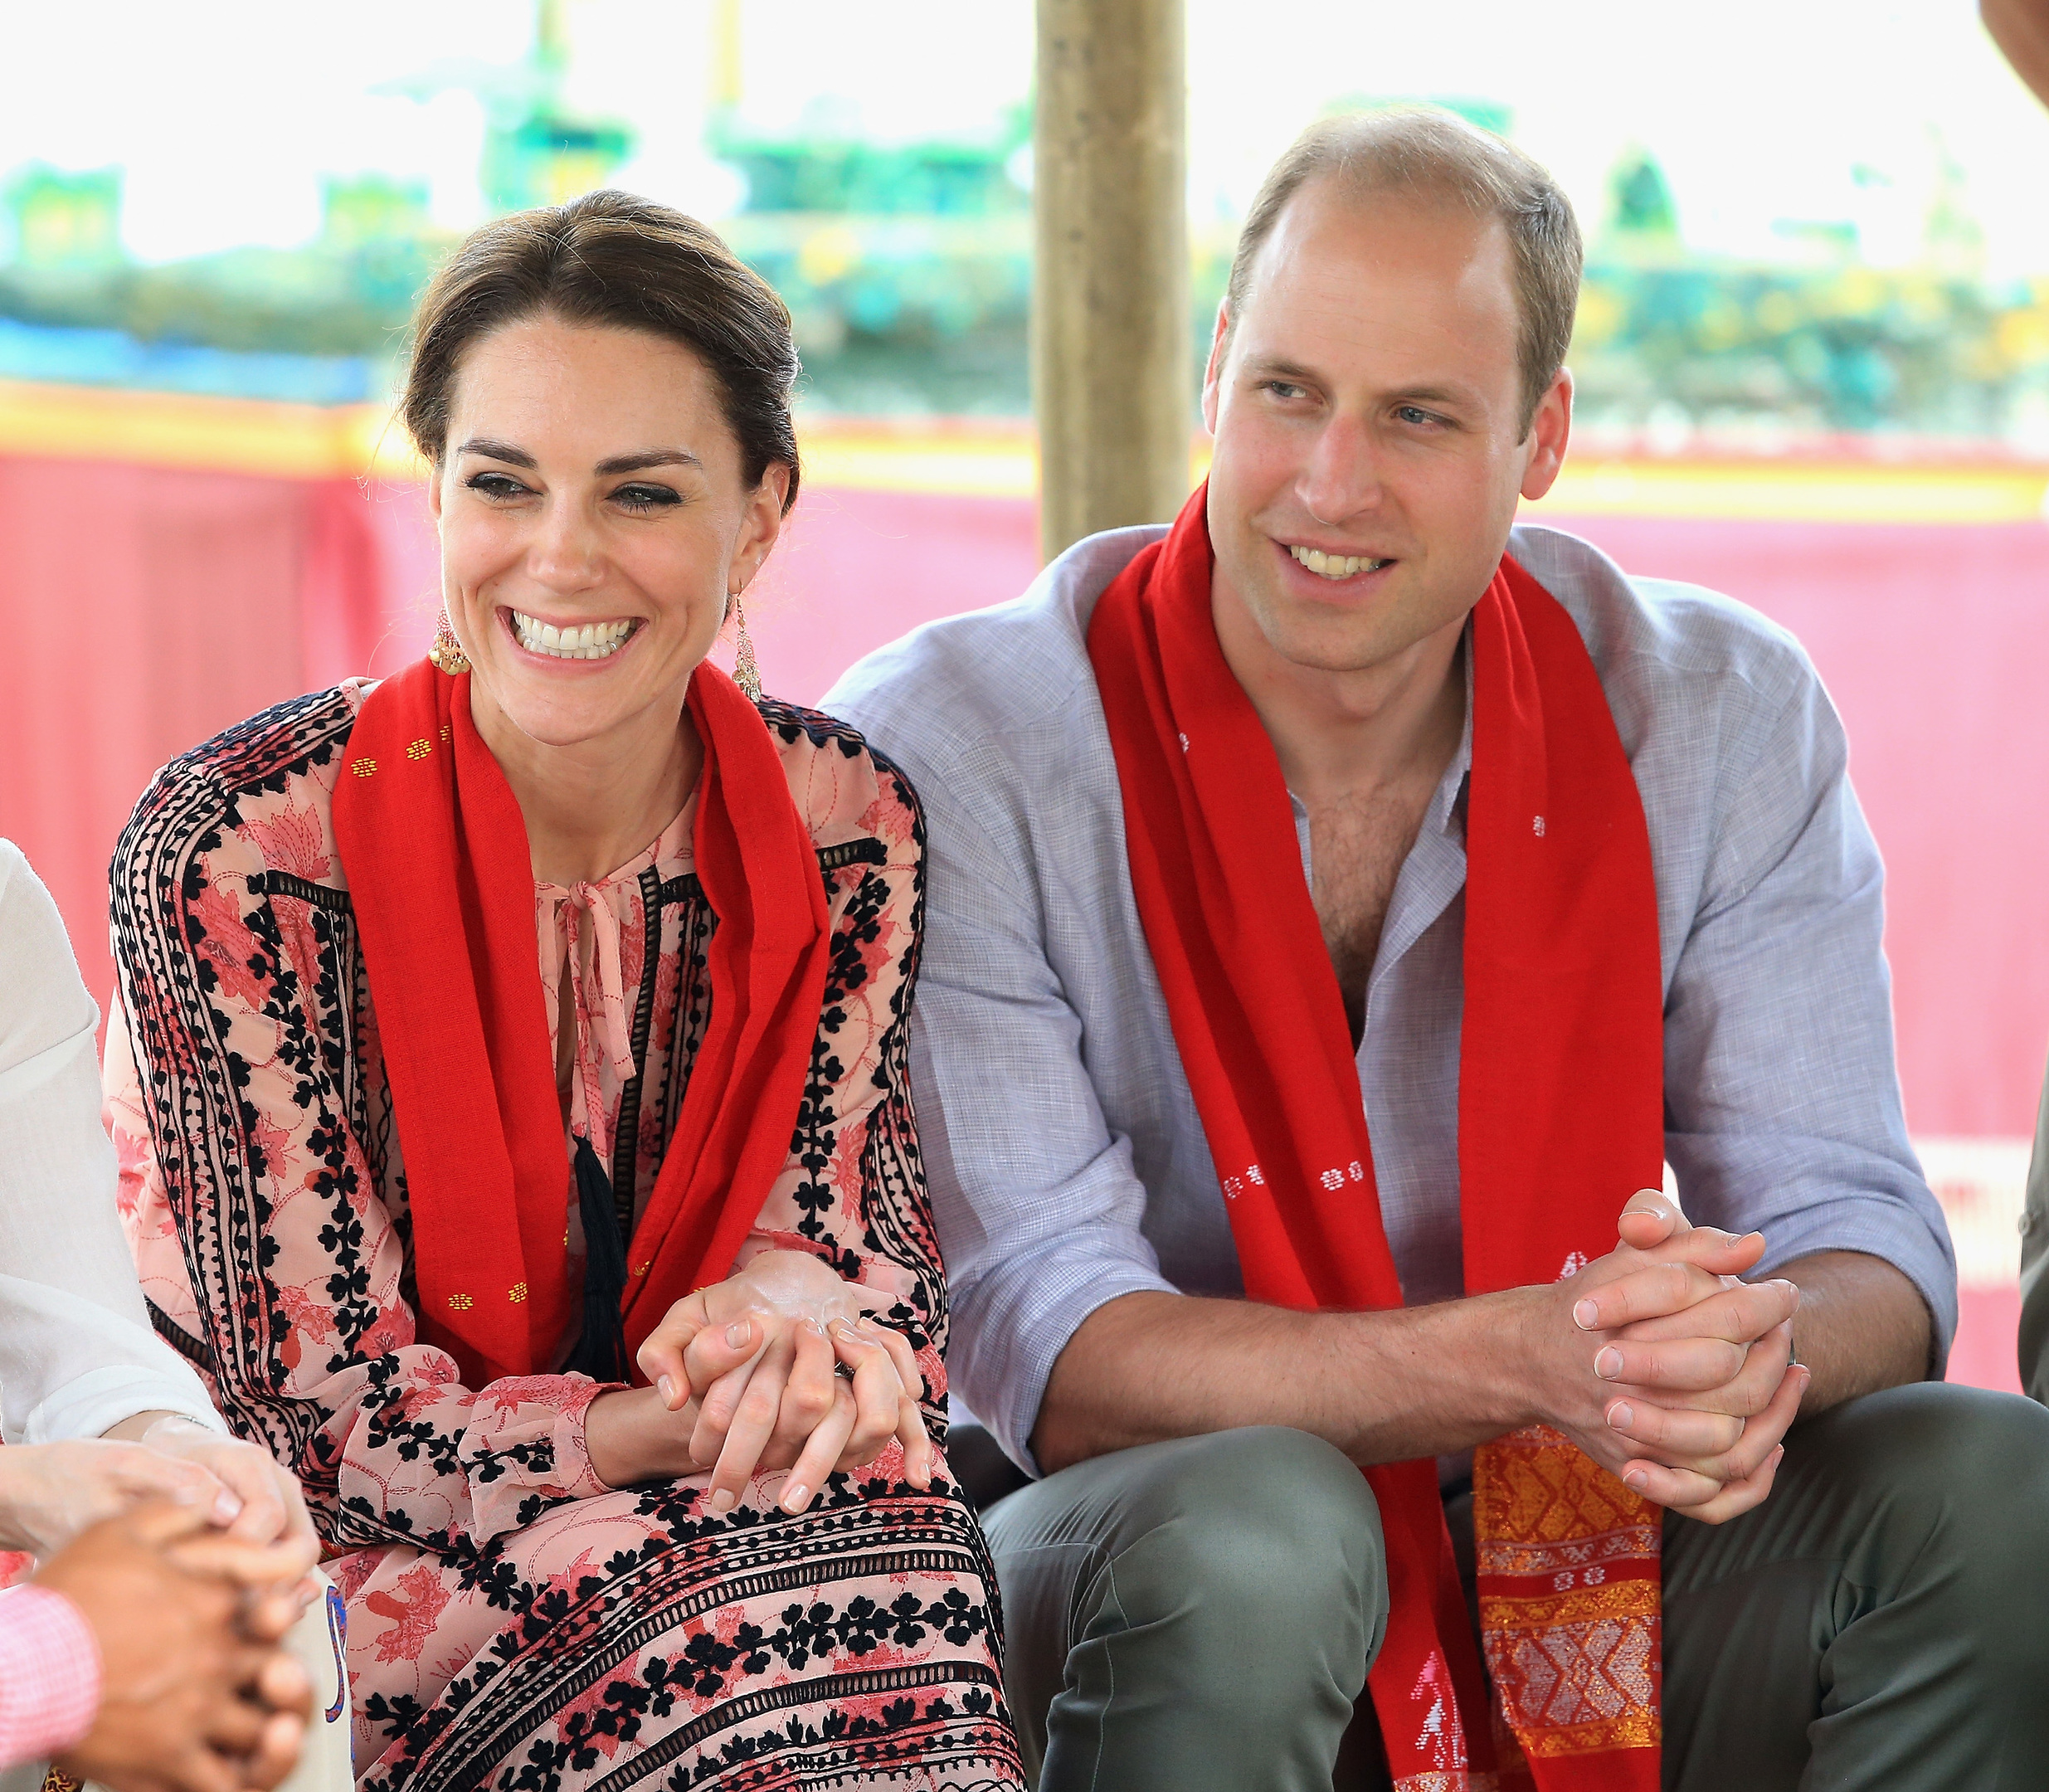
xmin=1 ymin=0 xmax=2043 ymax=280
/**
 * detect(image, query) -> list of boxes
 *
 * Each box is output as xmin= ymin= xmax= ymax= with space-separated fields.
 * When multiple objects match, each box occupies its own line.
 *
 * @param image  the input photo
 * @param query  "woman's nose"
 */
xmin=527 ymin=500 xmax=606 ymax=590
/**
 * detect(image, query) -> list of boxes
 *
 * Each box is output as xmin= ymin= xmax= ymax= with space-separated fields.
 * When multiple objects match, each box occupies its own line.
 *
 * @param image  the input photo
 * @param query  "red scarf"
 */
xmin=1088 ymin=487 xmax=1664 ymax=1791
xmin=331 ymin=658 xmax=830 ymax=1386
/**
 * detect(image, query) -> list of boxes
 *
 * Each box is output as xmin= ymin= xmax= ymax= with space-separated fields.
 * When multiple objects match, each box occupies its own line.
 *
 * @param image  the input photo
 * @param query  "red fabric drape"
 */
xmin=330 ymin=659 xmax=830 ymax=1386
xmin=1087 ymin=486 xmax=1664 ymax=1790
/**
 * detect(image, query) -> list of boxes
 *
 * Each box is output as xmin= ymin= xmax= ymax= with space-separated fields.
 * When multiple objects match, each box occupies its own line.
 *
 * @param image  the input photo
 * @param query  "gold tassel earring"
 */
xmin=731 ymin=592 xmax=762 ymax=704
xmin=428 ymin=610 xmax=470 ymax=674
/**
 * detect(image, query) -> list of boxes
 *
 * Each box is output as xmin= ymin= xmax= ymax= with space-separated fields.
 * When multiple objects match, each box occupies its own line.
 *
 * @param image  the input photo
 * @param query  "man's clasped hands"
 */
xmin=1536 ymin=1190 xmax=1809 ymax=1523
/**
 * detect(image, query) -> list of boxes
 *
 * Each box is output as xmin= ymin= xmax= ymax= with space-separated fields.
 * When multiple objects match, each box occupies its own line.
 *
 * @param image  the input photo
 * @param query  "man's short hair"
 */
xmin=1224 ymin=109 xmax=1584 ymax=436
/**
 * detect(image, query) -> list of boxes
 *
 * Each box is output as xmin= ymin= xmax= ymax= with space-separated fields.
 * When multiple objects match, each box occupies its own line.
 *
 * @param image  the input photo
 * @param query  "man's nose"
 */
xmin=1297 ymin=415 xmax=1385 ymax=524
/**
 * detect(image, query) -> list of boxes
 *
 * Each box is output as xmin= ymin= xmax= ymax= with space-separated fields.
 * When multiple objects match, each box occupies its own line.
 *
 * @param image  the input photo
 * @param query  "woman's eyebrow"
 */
xmin=456 ymin=437 xmax=536 ymax=467
xmin=595 ymin=448 xmax=703 ymax=475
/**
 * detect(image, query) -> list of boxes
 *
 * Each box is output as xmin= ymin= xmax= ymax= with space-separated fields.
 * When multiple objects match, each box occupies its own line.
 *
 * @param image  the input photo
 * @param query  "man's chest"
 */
xmin=1304 ymin=786 xmax=1440 ymax=1036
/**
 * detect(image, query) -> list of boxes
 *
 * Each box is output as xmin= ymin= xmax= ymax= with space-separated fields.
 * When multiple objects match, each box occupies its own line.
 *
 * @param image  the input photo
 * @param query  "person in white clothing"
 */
xmin=0 ymin=839 xmax=329 ymax=1792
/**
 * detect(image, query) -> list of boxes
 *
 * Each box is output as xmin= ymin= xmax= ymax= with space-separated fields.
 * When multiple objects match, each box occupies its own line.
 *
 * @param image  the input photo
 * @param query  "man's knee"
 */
xmin=989 ymin=1424 xmax=1385 ymax=1649
xmin=1122 ymin=1426 xmax=1383 ymax=1616
xmin=1798 ymin=1382 xmax=2049 ymax=1621
xmin=1813 ymin=1380 xmax=2049 ymax=1510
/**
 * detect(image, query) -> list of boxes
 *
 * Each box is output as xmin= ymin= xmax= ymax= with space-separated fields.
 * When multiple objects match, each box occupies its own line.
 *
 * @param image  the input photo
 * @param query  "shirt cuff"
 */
xmin=951 ymin=1256 xmax=1180 ymax=1478
xmin=0 ymin=1586 xmax=101 ymax=1769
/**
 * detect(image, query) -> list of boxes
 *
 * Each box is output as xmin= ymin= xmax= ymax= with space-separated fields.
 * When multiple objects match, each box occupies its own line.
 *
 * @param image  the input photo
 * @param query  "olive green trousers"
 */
xmin=982 ymin=1384 xmax=2049 ymax=1792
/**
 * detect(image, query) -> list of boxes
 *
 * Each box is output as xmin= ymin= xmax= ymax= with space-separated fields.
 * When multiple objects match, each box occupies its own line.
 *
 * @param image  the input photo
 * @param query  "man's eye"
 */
xmin=1267 ymin=382 xmax=1307 ymax=400
xmin=1396 ymin=406 xmax=1437 ymax=426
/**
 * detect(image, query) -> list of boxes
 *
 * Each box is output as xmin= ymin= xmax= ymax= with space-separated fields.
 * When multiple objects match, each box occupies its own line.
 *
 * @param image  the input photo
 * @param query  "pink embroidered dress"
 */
xmin=103 ymin=681 xmax=1022 ymax=1792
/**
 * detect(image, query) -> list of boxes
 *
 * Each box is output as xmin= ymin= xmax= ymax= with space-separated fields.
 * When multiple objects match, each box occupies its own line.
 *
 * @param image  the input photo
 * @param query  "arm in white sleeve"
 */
xmin=0 ymin=841 xmax=225 ymax=1443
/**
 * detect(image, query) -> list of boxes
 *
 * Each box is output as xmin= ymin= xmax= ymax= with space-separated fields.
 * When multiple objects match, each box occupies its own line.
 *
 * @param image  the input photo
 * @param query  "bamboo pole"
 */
xmin=1033 ymin=0 xmax=1190 ymax=563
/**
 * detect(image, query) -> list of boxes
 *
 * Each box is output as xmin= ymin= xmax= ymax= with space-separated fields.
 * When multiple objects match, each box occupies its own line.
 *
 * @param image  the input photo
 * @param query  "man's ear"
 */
xmin=1518 ymin=368 xmax=1574 ymax=503
xmin=1200 ymin=299 xmax=1231 ymax=435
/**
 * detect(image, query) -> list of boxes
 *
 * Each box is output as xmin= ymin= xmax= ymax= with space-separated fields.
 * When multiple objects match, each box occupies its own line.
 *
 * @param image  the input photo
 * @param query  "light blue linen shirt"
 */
xmin=827 ymin=522 xmax=1955 ymax=1474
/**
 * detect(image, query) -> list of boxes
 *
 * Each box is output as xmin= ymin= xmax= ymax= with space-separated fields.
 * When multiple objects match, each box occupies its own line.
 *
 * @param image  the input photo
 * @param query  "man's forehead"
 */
xmin=1232 ymin=180 xmax=1520 ymax=383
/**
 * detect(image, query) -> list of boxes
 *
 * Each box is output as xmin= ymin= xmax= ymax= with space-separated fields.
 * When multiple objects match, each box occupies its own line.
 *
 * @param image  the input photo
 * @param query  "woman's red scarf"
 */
xmin=331 ymin=657 xmax=830 ymax=1387
xmin=1088 ymin=486 xmax=1664 ymax=1791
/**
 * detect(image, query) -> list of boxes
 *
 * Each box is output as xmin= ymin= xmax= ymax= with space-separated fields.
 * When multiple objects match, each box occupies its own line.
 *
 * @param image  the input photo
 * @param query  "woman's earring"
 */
xmin=428 ymin=611 xmax=470 ymax=674
xmin=730 ymin=592 xmax=762 ymax=704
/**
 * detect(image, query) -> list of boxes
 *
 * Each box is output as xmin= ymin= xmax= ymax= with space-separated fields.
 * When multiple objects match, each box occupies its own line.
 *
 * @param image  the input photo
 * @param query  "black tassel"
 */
xmin=565 ymin=1134 xmax=630 ymax=1383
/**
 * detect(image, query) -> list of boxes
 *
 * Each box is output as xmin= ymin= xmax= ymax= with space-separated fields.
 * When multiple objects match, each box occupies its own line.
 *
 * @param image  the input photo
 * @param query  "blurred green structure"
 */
xmin=718 ymin=105 xmax=1033 ymax=413
xmin=0 ymin=23 xmax=2045 ymax=444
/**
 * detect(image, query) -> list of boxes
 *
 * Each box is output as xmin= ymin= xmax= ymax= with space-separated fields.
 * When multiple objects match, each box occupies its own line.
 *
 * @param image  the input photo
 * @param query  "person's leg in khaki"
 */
xmin=1659 ymin=1381 xmax=2049 ymax=1791
xmin=983 ymin=1425 xmax=1388 ymax=1792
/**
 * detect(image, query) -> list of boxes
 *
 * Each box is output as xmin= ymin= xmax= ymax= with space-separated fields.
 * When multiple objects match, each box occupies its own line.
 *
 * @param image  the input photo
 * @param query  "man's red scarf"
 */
xmin=331 ymin=658 xmax=830 ymax=1386
xmin=1088 ymin=487 xmax=1664 ymax=1791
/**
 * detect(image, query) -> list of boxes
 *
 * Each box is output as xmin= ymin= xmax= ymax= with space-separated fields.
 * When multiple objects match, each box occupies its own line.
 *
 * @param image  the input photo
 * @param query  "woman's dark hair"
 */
xmin=402 ymin=190 xmax=801 ymax=511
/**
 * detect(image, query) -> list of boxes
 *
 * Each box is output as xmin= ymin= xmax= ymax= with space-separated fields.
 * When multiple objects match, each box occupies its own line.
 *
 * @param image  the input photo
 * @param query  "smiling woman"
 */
xmin=98 ymin=192 xmax=1024 ymax=1792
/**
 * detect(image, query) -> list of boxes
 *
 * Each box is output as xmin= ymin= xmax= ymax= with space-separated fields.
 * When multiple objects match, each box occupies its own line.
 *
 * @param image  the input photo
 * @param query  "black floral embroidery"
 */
xmin=109 ymin=685 xmax=1019 ymax=1792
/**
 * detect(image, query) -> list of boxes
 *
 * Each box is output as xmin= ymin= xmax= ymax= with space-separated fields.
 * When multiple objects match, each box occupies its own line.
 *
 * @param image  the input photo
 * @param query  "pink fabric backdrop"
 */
xmin=2 ymin=457 xmax=2043 ymax=1143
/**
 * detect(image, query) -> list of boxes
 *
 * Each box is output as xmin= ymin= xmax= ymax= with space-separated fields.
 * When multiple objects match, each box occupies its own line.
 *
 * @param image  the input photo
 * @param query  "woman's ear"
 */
xmin=732 ymin=463 xmax=791 ymax=587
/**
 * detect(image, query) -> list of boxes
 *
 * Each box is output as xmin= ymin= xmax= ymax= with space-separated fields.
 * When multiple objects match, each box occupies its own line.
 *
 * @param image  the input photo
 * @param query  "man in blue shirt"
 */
xmin=832 ymin=109 xmax=2049 ymax=1790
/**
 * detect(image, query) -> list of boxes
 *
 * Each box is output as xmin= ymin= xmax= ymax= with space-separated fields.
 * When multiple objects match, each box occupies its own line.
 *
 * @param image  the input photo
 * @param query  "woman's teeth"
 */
xmin=510 ymin=612 xmax=636 ymax=660
xmin=1289 ymin=544 xmax=1392 ymax=579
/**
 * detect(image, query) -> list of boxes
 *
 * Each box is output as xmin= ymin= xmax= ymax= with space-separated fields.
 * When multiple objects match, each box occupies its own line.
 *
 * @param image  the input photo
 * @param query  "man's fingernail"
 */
xmin=658 ymin=1374 xmax=676 ymax=1407
xmin=708 ymin=1488 xmax=737 ymax=1514
xmin=1573 ymin=1298 xmax=1600 ymax=1330
xmin=725 ymin=1322 xmax=751 ymax=1348
xmin=1624 ymin=1469 xmax=1650 ymax=1493
xmin=1607 ymin=1402 xmax=1634 ymax=1429
xmin=1595 ymin=1346 xmax=1626 ymax=1380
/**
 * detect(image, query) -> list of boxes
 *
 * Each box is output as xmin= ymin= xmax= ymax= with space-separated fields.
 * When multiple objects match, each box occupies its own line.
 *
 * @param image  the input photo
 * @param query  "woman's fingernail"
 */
xmin=782 ymin=1483 xmax=810 ymax=1512
xmin=708 ymin=1488 xmax=736 ymax=1514
xmin=1607 ymin=1402 xmax=1634 ymax=1429
xmin=1573 ymin=1298 xmax=1600 ymax=1330
xmin=212 ymin=1491 xmax=243 ymax=1523
xmin=725 ymin=1322 xmax=751 ymax=1348
xmin=658 ymin=1374 xmax=676 ymax=1407
xmin=1594 ymin=1346 xmax=1626 ymax=1380
xmin=1624 ymin=1469 xmax=1650 ymax=1493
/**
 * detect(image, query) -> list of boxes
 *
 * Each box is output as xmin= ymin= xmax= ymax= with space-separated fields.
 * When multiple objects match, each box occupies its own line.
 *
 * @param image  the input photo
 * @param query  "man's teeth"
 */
xmin=510 ymin=612 xmax=636 ymax=660
xmin=1288 ymin=544 xmax=1392 ymax=579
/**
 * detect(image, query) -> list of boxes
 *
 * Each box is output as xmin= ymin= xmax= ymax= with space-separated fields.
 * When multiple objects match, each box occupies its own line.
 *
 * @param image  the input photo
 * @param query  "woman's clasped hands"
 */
xmin=586 ymin=1249 xmax=933 ymax=1516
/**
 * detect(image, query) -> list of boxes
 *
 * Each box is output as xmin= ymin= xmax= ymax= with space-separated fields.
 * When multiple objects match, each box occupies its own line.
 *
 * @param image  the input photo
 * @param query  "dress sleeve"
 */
xmin=737 ymin=745 xmax=953 ymax=1429
xmin=107 ymin=762 xmax=612 ymax=1556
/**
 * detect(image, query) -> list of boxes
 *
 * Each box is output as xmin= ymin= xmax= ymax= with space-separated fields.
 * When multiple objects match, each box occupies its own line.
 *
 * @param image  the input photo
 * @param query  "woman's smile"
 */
xmin=501 ymin=606 xmax=645 ymax=664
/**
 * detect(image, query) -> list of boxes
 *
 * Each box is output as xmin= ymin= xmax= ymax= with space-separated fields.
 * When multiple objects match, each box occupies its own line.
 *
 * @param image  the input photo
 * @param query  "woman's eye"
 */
xmin=466 ymin=472 xmax=530 ymax=501
xmin=612 ymin=483 xmax=682 ymax=513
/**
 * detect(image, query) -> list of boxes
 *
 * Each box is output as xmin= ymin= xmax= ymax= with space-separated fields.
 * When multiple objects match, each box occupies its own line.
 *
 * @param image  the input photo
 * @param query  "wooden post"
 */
xmin=1034 ymin=0 xmax=1190 ymax=563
